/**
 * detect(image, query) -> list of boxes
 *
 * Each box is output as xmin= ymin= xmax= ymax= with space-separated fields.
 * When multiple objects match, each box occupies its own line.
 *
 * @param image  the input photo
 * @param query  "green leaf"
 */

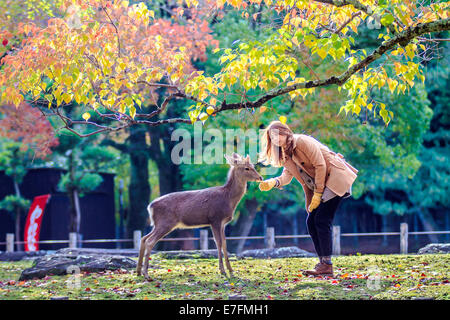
xmin=130 ymin=105 xmax=136 ymax=119
xmin=380 ymin=14 xmax=395 ymax=26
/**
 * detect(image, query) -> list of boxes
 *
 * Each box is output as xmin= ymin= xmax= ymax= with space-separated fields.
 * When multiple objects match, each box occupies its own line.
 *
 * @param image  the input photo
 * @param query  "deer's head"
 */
xmin=224 ymin=153 xmax=263 ymax=182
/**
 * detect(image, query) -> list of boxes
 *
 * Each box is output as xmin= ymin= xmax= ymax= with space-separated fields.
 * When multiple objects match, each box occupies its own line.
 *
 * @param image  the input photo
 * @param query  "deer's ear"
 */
xmin=224 ymin=154 xmax=231 ymax=164
xmin=224 ymin=154 xmax=236 ymax=166
xmin=245 ymin=154 xmax=250 ymax=163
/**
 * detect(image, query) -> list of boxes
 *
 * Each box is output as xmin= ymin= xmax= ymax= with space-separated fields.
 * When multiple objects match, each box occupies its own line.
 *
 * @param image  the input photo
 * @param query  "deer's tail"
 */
xmin=147 ymin=203 xmax=155 ymax=227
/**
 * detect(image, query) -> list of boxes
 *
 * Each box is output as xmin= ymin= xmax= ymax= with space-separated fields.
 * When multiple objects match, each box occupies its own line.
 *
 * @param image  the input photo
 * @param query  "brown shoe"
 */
xmin=303 ymin=262 xmax=334 ymax=277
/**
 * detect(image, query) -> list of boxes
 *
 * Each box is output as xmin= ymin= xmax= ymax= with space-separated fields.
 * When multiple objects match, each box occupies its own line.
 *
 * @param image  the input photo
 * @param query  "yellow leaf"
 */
xmin=279 ymin=115 xmax=287 ymax=124
xmin=387 ymin=79 xmax=398 ymax=93
xmin=283 ymin=12 xmax=290 ymax=25
xmin=316 ymin=49 xmax=328 ymax=60
xmin=199 ymin=112 xmax=208 ymax=121
xmin=82 ymin=112 xmax=91 ymax=121
xmin=260 ymin=105 xmax=267 ymax=113
xmin=405 ymin=44 xmax=415 ymax=60
xmin=130 ymin=105 xmax=136 ymax=119
xmin=206 ymin=106 xmax=215 ymax=115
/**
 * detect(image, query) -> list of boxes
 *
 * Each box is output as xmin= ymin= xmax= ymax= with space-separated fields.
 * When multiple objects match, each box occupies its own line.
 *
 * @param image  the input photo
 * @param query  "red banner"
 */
xmin=24 ymin=194 xmax=51 ymax=252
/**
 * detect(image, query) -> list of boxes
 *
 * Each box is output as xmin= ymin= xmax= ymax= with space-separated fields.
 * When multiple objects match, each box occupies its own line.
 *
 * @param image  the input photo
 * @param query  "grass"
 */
xmin=0 ymin=254 xmax=448 ymax=300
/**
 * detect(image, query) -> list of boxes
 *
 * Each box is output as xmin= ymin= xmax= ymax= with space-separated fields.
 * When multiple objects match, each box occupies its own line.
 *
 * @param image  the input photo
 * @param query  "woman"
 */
xmin=258 ymin=121 xmax=359 ymax=277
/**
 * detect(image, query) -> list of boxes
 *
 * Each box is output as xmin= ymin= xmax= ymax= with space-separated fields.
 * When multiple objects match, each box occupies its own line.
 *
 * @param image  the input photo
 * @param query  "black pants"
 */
xmin=306 ymin=195 xmax=343 ymax=257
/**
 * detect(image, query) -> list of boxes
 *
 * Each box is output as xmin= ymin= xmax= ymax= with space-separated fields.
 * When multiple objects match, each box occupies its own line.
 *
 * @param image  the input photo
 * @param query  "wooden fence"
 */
xmin=2 ymin=223 xmax=450 ymax=254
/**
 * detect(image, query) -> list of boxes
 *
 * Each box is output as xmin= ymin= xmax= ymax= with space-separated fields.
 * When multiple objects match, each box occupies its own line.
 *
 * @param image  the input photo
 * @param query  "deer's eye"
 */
xmin=245 ymin=167 xmax=250 ymax=170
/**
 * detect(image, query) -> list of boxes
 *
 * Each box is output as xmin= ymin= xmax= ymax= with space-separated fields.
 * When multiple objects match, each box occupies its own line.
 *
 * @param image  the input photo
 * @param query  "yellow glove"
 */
xmin=308 ymin=192 xmax=323 ymax=212
xmin=259 ymin=178 xmax=277 ymax=191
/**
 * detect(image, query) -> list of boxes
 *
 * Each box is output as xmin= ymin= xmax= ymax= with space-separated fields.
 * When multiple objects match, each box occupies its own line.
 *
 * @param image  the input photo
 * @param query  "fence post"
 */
xmin=265 ymin=227 xmax=275 ymax=249
xmin=332 ymin=225 xmax=341 ymax=256
xmin=69 ymin=232 xmax=78 ymax=248
xmin=400 ymin=223 xmax=408 ymax=254
xmin=133 ymin=230 xmax=142 ymax=250
xmin=6 ymin=233 xmax=14 ymax=252
xmin=200 ymin=229 xmax=209 ymax=251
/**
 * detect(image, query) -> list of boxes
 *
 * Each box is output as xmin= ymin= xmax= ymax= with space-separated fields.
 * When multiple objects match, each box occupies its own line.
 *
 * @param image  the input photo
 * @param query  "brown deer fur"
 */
xmin=136 ymin=153 xmax=263 ymax=278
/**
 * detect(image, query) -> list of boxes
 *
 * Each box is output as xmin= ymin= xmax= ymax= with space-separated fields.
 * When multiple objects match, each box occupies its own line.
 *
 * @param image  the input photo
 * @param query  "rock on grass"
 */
xmin=238 ymin=246 xmax=315 ymax=259
xmin=417 ymin=243 xmax=450 ymax=254
xmin=19 ymin=254 xmax=137 ymax=280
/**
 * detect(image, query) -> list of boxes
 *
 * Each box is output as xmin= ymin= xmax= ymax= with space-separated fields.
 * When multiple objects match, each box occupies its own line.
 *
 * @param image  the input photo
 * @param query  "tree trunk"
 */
xmin=101 ymin=123 xmax=152 ymax=242
xmin=147 ymin=107 xmax=186 ymax=250
xmin=417 ymin=207 xmax=439 ymax=243
xmin=126 ymin=125 xmax=151 ymax=238
xmin=67 ymin=150 xmax=80 ymax=235
xmin=73 ymin=189 xmax=82 ymax=247
xmin=381 ymin=214 xmax=388 ymax=247
xmin=352 ymin=211 xmax=359 ymax=248
xmin=13 ymin=181 xmax=23 ymax=251
xmin=15 ymin=208 xmax=22 ymax=251
xmin=231 ymin=197 xmax=259 ymax=254
xmin=67 ymin=187 xmax=80 ymax=234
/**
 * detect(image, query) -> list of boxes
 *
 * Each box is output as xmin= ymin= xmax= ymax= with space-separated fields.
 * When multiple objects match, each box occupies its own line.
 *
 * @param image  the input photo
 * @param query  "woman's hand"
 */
xmin=259 ymin=178 xmax=278 ymax=191
xmin=308 ymin=192 xmax=323 ymax=212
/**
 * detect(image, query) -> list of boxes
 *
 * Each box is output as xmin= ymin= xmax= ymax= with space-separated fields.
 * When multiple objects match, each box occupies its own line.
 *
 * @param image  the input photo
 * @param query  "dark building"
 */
xmin=0 ymin=168 xmax=116 ymax=250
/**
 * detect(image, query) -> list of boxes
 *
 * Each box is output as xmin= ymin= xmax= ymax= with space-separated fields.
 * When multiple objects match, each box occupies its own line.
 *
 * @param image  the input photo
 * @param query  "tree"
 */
xmin=0 ymin=0 xmax=64 ymax=58
xmin=0 ymin=103 xmax=59 ymax=159
xmin=54 ymin=132 xmax=117 ymax=235
xmin=0 ymin=139 xmax=32 ymax=251
xmin=0 ymin=0 xmax=448 ymax=134
xmin=0 ymin=103 xmax=58 ymax=250
xmin=387 ymin=32 xmax=450 ymax=241
xmin=181 ymin=5 xmax=434 ymax=251
xmin=88 ymin=0 xmax=221 ymax=236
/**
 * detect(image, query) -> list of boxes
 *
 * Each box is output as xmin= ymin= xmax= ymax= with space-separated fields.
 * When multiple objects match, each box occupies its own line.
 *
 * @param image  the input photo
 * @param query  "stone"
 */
xmin=228 ymin=294 xmax=247 ymax=300
xmin=50 ymin=296 xmax=69 ymax=300
xmin=417 ymin=243 xmax=450 ymax=254
xmin=237 ymin=246 xmax=315 ymax=259
xmin=19 ymin=253 xmax=137 ymax=280
xmin=155 ymin=249 xmax=234 ymax=259
xmin=55 ymin=248 xmax=139 ymax=257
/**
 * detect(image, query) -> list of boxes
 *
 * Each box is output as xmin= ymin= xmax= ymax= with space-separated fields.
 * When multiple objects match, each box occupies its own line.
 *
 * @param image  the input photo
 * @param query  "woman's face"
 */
xmin=269 ymin=129 xmax=287 ymax=147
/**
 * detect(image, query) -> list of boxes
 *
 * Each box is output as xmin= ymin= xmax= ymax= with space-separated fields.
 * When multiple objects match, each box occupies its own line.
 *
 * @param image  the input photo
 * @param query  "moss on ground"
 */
xmin=0 ymin=254 xmax=448 ymax=300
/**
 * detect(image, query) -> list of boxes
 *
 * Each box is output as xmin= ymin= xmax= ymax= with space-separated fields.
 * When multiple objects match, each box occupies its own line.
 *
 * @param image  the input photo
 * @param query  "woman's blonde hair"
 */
xmin=258 ymin=121 xmax=295 ymax=167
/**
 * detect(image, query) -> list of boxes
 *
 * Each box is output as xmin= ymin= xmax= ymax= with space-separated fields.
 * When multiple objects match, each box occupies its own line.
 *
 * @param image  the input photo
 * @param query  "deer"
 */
xmin=136 ymin=153 xmax=263 ymax=279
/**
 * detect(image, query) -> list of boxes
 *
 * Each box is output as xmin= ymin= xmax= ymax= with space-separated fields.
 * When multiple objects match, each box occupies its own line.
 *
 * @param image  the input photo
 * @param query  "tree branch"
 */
xmin=37 ymin=17 xmax=450 ymax=137
xmin=216 ymin=18 xmax=450 ymax=113
xmin=312 ymin=0 xmax=370 ymax=14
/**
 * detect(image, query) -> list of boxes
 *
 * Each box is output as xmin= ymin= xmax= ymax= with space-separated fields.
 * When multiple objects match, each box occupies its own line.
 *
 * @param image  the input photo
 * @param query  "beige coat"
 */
xmin=276 ymin=134 xmax=359 ymax=213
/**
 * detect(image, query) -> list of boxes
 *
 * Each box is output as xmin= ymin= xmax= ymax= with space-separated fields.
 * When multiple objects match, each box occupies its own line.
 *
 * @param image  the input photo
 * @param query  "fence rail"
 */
xmin=2 ymin=223 xmax=450 ymax=254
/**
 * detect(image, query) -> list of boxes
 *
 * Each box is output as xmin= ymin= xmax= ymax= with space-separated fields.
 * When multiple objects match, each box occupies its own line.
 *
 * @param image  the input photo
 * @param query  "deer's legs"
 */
xmin=142 ymin=225 xmax=174 ymax=280
xmin=136 ymin=230 xmax=154 ymax=276
xmin=221 ymin=224 xmax=233 ymax=275
xmin=211 ymin=224 xmax=226 ymax=275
